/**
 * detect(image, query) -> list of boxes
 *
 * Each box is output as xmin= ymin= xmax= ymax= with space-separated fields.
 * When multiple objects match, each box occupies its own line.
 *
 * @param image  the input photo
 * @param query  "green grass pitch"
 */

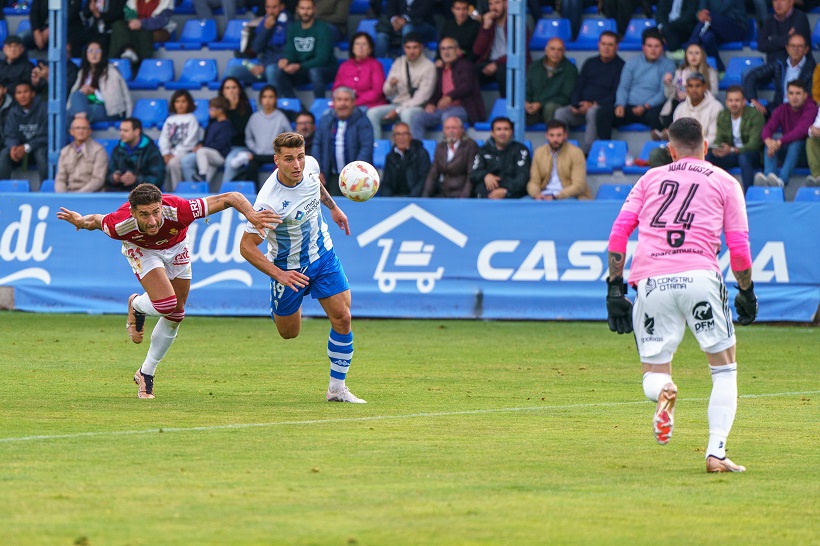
xmin=0 ymin=312 xmax=817 ymax=545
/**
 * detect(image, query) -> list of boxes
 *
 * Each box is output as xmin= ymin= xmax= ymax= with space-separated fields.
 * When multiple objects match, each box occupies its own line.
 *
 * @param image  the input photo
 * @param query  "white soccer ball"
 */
xmin=339 ymin=160 xmax=380 ymax=202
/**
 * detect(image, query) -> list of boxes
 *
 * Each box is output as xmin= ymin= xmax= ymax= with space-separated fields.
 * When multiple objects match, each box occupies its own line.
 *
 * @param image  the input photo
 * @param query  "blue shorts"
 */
xmin=270 ymin=250 xmax=349 ymax=317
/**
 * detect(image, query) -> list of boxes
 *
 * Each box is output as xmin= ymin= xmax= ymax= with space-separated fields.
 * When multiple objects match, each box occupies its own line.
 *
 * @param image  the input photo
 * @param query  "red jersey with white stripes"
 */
xmin=101 ymin=195 xmax=209 ymax=250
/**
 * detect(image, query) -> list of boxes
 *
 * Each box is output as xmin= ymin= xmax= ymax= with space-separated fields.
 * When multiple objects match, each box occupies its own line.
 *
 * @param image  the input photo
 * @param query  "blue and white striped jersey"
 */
xmin=246 ymin=155 xmax=333 ymax=270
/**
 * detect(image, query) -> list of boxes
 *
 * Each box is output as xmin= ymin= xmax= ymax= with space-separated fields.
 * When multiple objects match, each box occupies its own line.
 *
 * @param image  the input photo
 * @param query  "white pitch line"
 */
xmin=0 ymin=390 xmax=817 ymax=445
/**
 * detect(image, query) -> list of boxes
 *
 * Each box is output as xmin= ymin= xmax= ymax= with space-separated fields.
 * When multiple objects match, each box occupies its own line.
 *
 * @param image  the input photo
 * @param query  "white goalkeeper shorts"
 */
xmin=632 ymin=269 xmax=735 ymax=364
xmin=121 ymin=238 xmax=193 ymax=281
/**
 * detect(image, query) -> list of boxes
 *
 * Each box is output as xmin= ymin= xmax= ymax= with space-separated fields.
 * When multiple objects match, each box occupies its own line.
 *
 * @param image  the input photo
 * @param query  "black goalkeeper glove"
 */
xmin=606 ymin=276 xmax=633 ymax=334
xmin=734 ymin=282 xmax=758 ymax=326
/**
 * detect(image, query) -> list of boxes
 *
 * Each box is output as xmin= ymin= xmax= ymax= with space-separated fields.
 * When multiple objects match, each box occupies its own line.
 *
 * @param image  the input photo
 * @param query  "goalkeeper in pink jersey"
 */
xmin=57 ymin=184 xmax=280 ymax=399
xmin=605 ymin=117 xmax=758 ymax=473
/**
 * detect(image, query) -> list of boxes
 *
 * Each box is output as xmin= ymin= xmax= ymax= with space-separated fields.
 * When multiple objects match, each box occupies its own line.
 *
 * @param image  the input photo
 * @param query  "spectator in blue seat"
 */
xmin=743 ymin=33 xmax=815 ymax=118
xmin=684 ymin=0 xmax=748 ymax=73
xmin=332 ymin=32 xmax=387 ymax=110
xmin=554 ymin=30 xmax=624 ymax=155
xmin=0 ymin=82 xmax=48 ymax=185
xmin=83 ymin=0 xmax=127 ymax=53
xmin=159 ymin=90 xmax=202 ymax=191
xmin=26 ymin=0 xmax=87 ymax=54
xmin=379 ymin=122 xmax=431 ymax=196
xmin=313 ymin=86 xmax=375 ymax=196
xmin=269 ymin=0 xmax=336 ymax=100
xmin=758 ymin=0 xmax=811 ymax=64
xmin=471 ymin=116 xmax=531 ymax=199
xmin=756 ymin=79 xmax=817 ymax=188
xmin=218 ymin=77 xmax=254 ymax=179
xmin=67 ymin=41 xmax=133 ymax=125
xmin=706 ymin=85 xmax=765 ymax=191
xmin=527 ymin=120 xmax=591 ymax=200
xmin=422 ymin=116 xmax=479 ymax=198
xmin=109 ymin=0 xmax=175 ymax=69
xmin=295 ymin=111 xmax=316 ymax=152
xmin=597 ymin=28 xmax=675 ymax=140
xmin=374 ymin=0 xmax=437 ymax=58
xmin=525 ymin=37 xmax=577 ymax=127
xmin=438 ymin=0 xmax=480 ymax=63
xmin=656 ymin=0 xmax=698 ymax=52
xmin=225 ymin=0 xmax=290 ymax=85
xmin=0 ymin=36 xmax=33 ymax=105
xmin=473 ymin=0 xmax=521 ymax=99
xmin=55 ymin=115 xmax=109 ymax=193
xmin=658 ymin=43 xmax=719 ymax=136
xmin=181 ymin=97 xmax=234 ymax=185
xmin=106 ymin=117 xmax=165 ymax=191
xmin=409 ymin=37 xmax=484 ymax=140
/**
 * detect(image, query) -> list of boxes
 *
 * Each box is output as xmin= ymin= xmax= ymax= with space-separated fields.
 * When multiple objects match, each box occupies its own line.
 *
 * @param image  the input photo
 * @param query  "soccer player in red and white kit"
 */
xmin=57 ymin=184 xmax=280 ymax=398
xmin=605 ymin=117 xmax=758 ymax=473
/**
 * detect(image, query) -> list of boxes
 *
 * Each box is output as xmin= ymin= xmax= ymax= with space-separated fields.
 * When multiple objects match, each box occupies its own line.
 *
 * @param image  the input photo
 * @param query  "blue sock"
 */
xmin=328 ymin=329 xmax=353 ymax=386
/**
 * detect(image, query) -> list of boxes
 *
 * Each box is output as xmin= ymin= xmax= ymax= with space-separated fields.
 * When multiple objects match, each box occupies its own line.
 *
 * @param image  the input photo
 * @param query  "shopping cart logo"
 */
xmin=356 ymin=204 xmax=468 ymax=293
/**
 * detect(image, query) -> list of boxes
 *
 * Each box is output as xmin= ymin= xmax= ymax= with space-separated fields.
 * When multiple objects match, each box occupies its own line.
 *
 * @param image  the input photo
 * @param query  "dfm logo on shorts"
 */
xmin=692 ymin=301 xmax=715 ymax=332
xmin=356 ymin=204 xmax=468 ymax=293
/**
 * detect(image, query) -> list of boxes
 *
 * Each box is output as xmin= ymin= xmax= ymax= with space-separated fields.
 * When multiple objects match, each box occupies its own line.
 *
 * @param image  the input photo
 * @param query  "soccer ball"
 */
xmin=339 ymin=160 xmax=380 ymax=202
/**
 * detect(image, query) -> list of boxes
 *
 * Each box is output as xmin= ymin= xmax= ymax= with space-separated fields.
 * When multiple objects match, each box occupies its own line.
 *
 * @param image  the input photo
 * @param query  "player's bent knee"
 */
xmin=152 ymin=295 xmax=178 ymax=316
xmin=166 ymin=309 xmax=185 ymax=323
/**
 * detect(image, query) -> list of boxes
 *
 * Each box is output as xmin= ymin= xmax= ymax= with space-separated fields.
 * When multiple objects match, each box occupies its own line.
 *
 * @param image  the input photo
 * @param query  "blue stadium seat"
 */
xmin=595 ymin=183 xmax=633 ymax=200
xmin=0 ymin=21 xmax=7 ymax=43
xmin=175 ymin=181 xmax=210 ymax=194
xmin=15 ymin=18 xmax=30 ymax=36
xmin=39 ymin=179 xmax=55 ymax=192
xmin=620 ymin=18 xmax=655 ymax=51
xmin=587 ymin=141 xmax=627 ymax=174
xmin=623 ymin=141 xmax=666 ymax=175
xmin=310 ymin=99 xmax=333 ymax=121
xmin=723 ymin=18 xmax=756 ymax=50
xmin=568 ymin=18 xmax=616 ymax=50
xmin=4 ymin=3 xmax=30 ymax=15
xmin=129 ymin=58 xmax=175 ymax=89
xmin=813 ymin=19 xmax=820 ymax=49
xmin=474 ymin=98 xmax=505 ymax=131
xmin=219 ymin=180 xmax=256 ymax=198
xmin=377 ymin=57 xmax=393 ymax=77
xmin=373 ymin=139 xmax=390 ymax=168
xmin=719 ymin=57 xmax=765 ymax=90
xmin=745 ymin=186 xmax=784 ymax=202
xmin=530 ymin=18 xmax=571 ymax=50
xmin=210 ymin=58 xmax=245 ymax=90
xmin=166 ymin=58 xmax=218 ymax=89
xmin=277 ymin=97 xmax=302 ymax=113
xmin=193 ymin=99 xmax=210 ymax=128
xmin=0 ymin=179 xmax=31 ymax=192
xmin=357 ymin=19 xmax=378 ymax=42
xmin=208 ymin=19 xmax=246 ymax=50
xmin=175 ymin=0 xmax=196 ymax=14
xmin=108 ymin=58 xmax=132 ymax=81
xmin=96 ymin=138 xmax=119 ymax=156
xmin=132 ymin=98 xmax=168 ymax=129
xmin=350 ymin=0 xmax=369 ymax=14
xmin=165 ymin=19 xmax=218 ymax=50
xmin=794 ymin=186 xmax=820 ymax=201
xmin=422 ymin=139 xmax=436 ymax=159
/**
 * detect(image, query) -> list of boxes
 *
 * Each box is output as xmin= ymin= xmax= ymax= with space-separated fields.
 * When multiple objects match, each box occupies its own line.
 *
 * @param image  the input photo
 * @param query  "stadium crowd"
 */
xmin=1 ymin=0 xmax=820 ymax=197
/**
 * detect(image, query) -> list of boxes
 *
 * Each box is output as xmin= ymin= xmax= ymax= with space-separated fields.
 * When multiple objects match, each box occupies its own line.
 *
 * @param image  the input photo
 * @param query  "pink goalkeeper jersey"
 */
xmin=620 ymin=158 xmax=748 ymax=284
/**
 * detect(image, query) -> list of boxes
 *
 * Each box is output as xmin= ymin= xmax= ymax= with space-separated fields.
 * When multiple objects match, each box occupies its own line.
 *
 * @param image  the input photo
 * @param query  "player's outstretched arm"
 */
xmin=205 ymin=192 xmax=281 ymax=236
xmin=56 ymin=208 xmax=104 ymax=231
xmin=605 ymin=251 xmax=633 ymax=334
xmin=239 ymin=232 xmax=309 ymax=291
xmin=319 ymin=184 xmax=350 ymax=236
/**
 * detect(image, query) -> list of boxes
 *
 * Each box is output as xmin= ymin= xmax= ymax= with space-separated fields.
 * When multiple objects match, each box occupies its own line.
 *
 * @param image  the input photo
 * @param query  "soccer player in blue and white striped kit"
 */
xmin=240 ymin=132 xmax=366 ymax=403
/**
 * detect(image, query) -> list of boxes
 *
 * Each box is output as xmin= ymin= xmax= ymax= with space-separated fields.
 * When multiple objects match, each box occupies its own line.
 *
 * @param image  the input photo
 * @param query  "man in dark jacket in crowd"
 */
xmin=312 ymin=86 xmax=374 ymax=196
xmin=422 ymin=116 xmax=479 ymax=198
xmin=379 ymin=122 xmax=431 ymax=196
xmin=106 ymin=117 xmax=165 ymax=191
xmin=471 ymin=116 xmax=531 ymax=199
xmin=0 ymin=36 xmax=33 ymax=106
xmin=0 ymin=82 xmax=48 ymax=186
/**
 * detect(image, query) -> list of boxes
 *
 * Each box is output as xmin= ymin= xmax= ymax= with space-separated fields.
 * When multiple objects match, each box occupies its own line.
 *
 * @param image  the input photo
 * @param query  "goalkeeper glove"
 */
xmin=606 ymin=276 xmax=633 ymax=334
xmin=734 ymin=282 xmax=758 ymax=326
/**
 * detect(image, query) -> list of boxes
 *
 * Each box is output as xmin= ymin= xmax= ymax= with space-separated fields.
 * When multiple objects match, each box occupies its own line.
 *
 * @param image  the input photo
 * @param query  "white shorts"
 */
xmin=633 ymin=269 xmax=735 ymax=364
xmin=121 ymin=238 xmax=193 ymax=281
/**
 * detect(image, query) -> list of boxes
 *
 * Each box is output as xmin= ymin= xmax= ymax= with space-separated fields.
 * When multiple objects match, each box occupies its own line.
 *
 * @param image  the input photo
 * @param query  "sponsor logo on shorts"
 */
xmin=693 ymin=301 xmax=716 ymax=332
xmin=644 ymin=313 xmax=655 ymax=335
xmin=645 ymin=278 xmax=657 ymax=297
xmin=648 ymin=276 xmax=692 ymax=293
xmin=172 ymin=248 xmax=190 ymax=266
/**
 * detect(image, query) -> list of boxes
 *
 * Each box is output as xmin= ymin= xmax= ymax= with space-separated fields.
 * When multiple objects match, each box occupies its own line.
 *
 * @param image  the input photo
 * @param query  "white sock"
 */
xmin=133 ymin=293 xmax=159 ymax=316
xmin=643 ymin=372 xmax=673 ymax=402
xmin=140 ymin=318 xmax=180 ymax=376
xmin=706 ymin=363 xmax=738 ymax=459
xmin=329 ymin=377 xmax=345 ymax=390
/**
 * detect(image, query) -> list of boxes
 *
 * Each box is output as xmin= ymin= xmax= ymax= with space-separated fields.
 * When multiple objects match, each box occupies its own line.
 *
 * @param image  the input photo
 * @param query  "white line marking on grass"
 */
xmin=1 ymin=390 xmax=817 ymax=444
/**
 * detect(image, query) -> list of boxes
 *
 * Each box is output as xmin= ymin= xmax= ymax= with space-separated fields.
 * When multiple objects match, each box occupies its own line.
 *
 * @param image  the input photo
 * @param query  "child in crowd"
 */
xmin=181 ymin=96 xmax=234 ymax=188
xmin=159 ymin=90 xmax=201 ymax=190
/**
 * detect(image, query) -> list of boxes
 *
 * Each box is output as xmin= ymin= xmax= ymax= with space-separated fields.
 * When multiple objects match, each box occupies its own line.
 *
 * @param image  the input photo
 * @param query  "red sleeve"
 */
xmin=100 ymin=202 xmax=131 ymax=240
xmin=163 ymin=195 xmax=208 ymax=224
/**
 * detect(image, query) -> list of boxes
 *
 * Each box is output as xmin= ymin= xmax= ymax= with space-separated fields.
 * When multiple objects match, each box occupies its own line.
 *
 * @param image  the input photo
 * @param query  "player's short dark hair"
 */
xmin=491 ymin=116 xmax=513 ymax=131
xmin=274 ymin=132 xmax=305 ymax=155
xmin=121 ymin=117 xmax=142 ymax=133
xmin=599 ymin=30 xmax=619 ymax=43
xmin=128 ymin=183 xmax=162 ymax=209
xmin=787 ymin=79 xmax=807 ymax=92
xmin=642 ymin=27 xmax=663 ymax=45
xmin=668 ymin=117 xmax=703 ymax=151
xmin=209 ymin=96 xmax=230 ymax=112
xmin=725 ymin=85 xmax=745 ymax=97
xmin=546 ymin=119 xmax=567 ymax=132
